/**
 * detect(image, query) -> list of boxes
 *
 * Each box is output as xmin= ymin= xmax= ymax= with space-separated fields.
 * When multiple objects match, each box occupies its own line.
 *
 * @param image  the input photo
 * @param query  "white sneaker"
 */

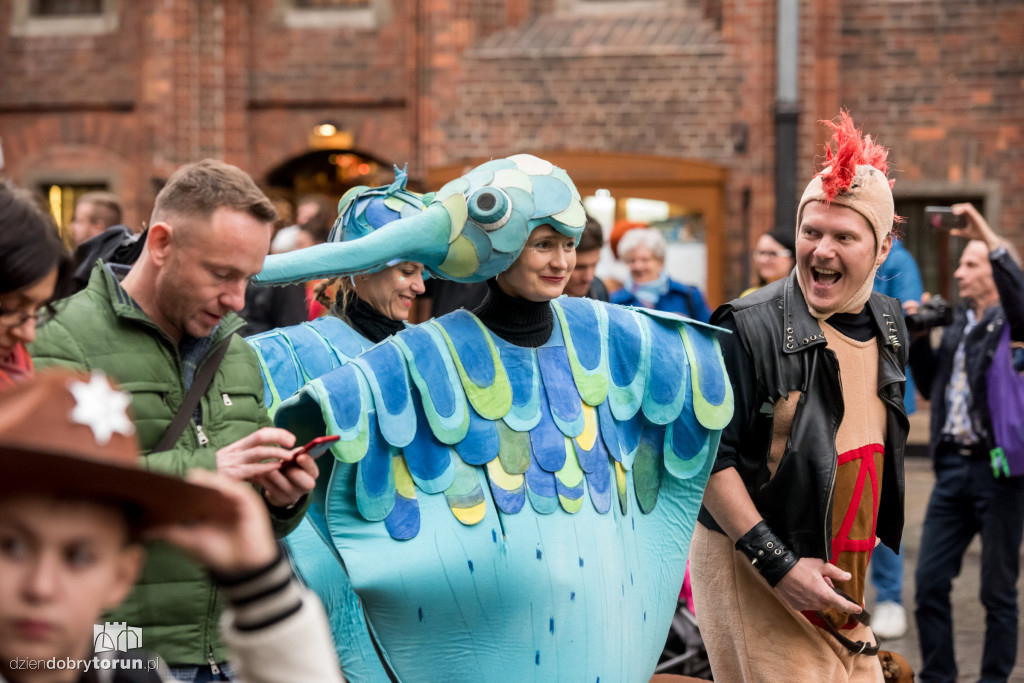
xmin=872 ymin=601 xmax=907 ymax=639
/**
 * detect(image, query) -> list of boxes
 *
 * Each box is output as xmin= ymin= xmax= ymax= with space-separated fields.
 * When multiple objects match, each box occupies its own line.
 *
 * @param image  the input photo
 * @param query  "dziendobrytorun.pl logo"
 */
xmin=8 ymin=622 xmax=161 ymax=674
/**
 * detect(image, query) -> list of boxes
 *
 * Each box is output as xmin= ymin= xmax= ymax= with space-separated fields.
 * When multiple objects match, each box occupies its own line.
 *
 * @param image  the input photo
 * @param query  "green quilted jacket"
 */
xmin=30 ymin=262 xmax=307 ymax=666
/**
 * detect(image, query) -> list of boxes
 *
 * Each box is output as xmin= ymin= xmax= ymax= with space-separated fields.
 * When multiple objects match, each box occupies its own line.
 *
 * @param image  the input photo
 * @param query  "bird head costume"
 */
xmin=254 ymin=154 xmax=586 ymax=286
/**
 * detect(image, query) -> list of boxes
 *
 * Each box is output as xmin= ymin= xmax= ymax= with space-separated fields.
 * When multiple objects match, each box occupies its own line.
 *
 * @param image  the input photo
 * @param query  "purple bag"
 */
xmin=986 ymin=324 xmax=1024 ymax=477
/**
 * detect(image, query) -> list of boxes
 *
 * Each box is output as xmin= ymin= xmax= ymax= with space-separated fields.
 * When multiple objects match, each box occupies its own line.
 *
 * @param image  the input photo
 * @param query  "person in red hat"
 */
xmin=0 ymin=369 xmax=343 ymax=683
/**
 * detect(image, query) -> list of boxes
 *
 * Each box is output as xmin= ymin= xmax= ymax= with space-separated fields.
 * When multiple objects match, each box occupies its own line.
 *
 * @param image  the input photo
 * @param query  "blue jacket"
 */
xmin=611 ymin=278 xmax=712 ymax=322
xmin=874 ymin=239 xmax=924 ymax=413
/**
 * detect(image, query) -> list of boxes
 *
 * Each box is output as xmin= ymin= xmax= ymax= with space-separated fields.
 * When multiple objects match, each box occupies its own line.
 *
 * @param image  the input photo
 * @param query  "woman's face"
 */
xmin=354 ymin=261 xmax=426 ymax=322
xmin=497 ymin=225 xmax=576 ymax=302
xmin=753 ymin=233 xmax=795 ymax=284
xmin=624 ymin=244 xmax=663 ymax=284
xmin=0 ymin=268 xmax=58 ymax=363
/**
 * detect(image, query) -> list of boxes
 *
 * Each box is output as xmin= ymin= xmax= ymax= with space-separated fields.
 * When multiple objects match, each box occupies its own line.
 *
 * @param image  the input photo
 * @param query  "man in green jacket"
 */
xmin=31 ymin=159 xmax=318 ymax=682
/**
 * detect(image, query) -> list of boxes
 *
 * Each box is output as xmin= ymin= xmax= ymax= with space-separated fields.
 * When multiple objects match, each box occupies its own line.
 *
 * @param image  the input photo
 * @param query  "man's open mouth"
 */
xmin=812 ymin=267 xmax=841 ymax=285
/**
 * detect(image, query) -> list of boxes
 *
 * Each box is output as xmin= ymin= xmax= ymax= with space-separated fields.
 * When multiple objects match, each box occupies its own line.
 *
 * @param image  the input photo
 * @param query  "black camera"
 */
xmin=905 ymin=295 xmax=954 ymax=333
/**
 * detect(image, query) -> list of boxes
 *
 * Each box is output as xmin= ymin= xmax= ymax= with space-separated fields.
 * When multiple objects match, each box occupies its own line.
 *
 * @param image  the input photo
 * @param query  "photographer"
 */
xmin=909 ymin=203 xmax=1024 ymax=683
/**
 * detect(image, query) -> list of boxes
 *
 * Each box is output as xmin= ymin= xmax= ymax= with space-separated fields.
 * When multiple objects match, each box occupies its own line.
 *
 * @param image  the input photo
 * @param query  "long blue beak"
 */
xmin=252 ymin=204 xmax=454 ymax=286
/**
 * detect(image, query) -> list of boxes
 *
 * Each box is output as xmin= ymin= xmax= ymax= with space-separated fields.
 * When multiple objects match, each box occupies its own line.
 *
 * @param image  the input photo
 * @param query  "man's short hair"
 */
xmin=77 ymin=191 xmax=122 ymax=228
xmin=577 ymin=215 xmax=604 ymax=253
xmin=151 ymin=159 xmax=277 ymax=228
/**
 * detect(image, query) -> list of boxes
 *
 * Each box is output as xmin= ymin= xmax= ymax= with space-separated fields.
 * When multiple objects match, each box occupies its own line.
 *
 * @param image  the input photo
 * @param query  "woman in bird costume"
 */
xmin=252 ymin=154 xmax=734 ymax=682
xmin=246 ymin=170 xmax=431 ymax=678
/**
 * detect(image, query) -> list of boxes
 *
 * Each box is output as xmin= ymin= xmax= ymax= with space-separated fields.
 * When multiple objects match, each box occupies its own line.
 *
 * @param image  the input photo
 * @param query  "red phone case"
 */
xmin=286 ymin=434 xmax=340 ymax=465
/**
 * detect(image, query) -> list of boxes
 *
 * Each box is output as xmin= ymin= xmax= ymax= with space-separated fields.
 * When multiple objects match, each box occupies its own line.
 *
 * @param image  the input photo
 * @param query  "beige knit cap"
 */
xmin=795 ymin=113 xmax=896 ymax=319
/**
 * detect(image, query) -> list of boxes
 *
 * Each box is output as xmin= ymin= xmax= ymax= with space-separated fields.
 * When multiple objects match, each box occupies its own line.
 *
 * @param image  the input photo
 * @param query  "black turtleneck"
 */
xmin=826 ymin=307 xmax=874 ymax=342
xmin=341 ymin=295 xmax=405 ymax=344
xmin=472 ymin=278 xmax=554 ymax=348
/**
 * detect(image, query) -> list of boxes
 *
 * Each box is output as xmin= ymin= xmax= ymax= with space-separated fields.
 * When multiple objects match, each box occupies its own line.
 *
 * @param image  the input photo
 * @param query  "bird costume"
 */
xmin=251 ymin=155 xmax=733 ymax=682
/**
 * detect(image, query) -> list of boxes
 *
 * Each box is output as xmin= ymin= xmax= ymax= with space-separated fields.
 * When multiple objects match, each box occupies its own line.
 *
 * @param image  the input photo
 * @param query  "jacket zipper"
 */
xmin=196 ymin=424 xmax=210 ymax=446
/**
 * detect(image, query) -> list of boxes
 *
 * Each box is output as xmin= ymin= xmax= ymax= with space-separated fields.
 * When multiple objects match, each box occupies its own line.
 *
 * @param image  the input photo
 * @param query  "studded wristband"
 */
xmin=735 ymin=521 xmax=799 ymax=587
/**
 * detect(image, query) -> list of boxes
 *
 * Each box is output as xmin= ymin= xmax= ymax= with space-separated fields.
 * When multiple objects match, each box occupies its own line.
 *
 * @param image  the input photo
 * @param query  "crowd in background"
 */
xmin=2 ymin=137 xmax=1023 ymax=683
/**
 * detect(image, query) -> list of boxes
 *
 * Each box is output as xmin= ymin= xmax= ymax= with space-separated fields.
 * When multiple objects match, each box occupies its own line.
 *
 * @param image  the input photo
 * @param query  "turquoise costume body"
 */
xmin=249 ymin=155 xmax=733 ymax=682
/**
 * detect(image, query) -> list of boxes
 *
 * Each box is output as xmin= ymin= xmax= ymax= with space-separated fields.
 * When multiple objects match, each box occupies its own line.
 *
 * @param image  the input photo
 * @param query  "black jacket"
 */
xmin=697 ymin=272 xmax=909 ymax=559
xmin=910 ymin=247 xmax=1024 ymax=458
xmin=71 ymin=225 xmax=147 ymax=294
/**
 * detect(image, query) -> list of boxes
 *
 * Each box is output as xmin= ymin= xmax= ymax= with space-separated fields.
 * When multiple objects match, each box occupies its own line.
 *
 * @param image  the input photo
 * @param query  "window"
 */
xmin=293 ymin=0 xmax=370 ymax=7
xmin=556 ymin=0 xmax=674 ymax=14
xmin=29 ymin=0 xmax=103 ymax=15
xmin=11 ymin=0 xmax=118 ymax=36
xmin=279 ymin=0 xmax=387 ymax=29
xmin=40 ymin=182 xmax=108 ymax=242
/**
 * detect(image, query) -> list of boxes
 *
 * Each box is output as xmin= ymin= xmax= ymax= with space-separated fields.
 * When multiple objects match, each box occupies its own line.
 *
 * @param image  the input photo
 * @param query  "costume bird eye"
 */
xmin=467 ymin=188 xmax=512 ymax=232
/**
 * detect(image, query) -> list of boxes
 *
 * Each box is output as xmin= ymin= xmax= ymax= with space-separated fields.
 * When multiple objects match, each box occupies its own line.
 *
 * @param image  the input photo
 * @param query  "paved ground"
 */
xmin=869 ymin=453 xmax=1024 ymax=681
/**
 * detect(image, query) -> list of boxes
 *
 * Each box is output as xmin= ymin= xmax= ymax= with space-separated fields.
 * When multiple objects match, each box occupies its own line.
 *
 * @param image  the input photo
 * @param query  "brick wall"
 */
xmin=838 ymin=0 xmax=1024 ymax=244
xmin=1 ymin=0 xmax=1020 ymax=295
xmin=0 ymin=2 xmax=139 ymax=109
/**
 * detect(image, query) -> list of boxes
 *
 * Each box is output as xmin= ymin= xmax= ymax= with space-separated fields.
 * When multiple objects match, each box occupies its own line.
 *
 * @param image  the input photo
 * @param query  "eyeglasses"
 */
xmin=755 ymin=249 xmax=792 ymax=259
xmin=0 ymin=303 xmax=44 ymax=328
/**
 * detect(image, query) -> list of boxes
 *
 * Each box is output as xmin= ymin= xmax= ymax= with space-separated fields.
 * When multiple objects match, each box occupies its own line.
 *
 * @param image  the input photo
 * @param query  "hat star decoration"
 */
xmin=69 ymin=372 xmax=135 ymax=445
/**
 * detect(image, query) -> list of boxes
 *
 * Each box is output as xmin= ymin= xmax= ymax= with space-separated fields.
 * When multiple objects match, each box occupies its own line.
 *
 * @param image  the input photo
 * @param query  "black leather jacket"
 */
xmin=697 ymin=272 xmax=910 ymax=559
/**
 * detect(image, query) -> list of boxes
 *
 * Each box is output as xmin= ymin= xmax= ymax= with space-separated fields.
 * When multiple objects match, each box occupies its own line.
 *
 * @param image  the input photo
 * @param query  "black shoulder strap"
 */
xmin=151 ymin=339 xmax=231 ymax=453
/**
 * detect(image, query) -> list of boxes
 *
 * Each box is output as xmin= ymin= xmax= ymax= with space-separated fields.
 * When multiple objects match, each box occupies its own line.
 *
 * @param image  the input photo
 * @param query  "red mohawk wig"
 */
xmin=817 ymin=109 xmax=895 ymax=201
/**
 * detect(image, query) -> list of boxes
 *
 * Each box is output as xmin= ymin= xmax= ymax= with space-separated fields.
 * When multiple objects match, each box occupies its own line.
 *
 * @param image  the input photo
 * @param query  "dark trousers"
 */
xmin=914 ymin=444 xmax=1024 ymax=683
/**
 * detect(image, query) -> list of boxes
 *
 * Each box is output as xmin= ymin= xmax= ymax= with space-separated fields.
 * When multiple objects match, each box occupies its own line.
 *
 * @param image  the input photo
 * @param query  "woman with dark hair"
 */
xmin=0 ymin=184 xmax=72 ymax=387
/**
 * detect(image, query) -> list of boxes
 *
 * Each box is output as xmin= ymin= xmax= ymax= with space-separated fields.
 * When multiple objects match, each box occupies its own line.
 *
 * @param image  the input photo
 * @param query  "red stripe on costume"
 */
xmin=831 ymin=443 xmax=884 ymax=560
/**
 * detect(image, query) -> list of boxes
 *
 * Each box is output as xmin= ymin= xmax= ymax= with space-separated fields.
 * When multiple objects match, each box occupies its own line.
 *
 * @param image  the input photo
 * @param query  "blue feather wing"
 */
xmin=274 ymin=306 xmax=731 ymax=542
xmin=351 ymin=341 xmax=417 ymax=448
xmin=551 ymin=297 xmax=609 ymax=406
xmin=537 ymin=344 xmax=584 ymax=437
xmin=499 ymin=343 xmax=542 ymax=432
xmin=402 ymin=392 xmax=455 ymax=493
xmin=393 ymin=324 xmax=469 ymax=444
xmin=604 ymin=302 xmax=648 ymax=420
xmin=307 ymin=314 xmax=375 ymax=362
xmin=246 ymin=330 xmax=303 ymax=411
xmin=640 ymin=316 xmax=690 ymax=425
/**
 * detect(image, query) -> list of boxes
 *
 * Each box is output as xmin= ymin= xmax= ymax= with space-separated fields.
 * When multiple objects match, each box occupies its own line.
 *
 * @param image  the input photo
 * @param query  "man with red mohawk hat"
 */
xmin=691 ymin=111 xmax=909 ymax=681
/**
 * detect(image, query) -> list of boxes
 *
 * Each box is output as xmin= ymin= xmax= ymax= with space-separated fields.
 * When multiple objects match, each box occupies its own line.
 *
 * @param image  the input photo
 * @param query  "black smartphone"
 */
xmin=285 ymin=434 xmax=340 ymax=466
xmin=924 ymin=206 xmax=965 ymax=231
